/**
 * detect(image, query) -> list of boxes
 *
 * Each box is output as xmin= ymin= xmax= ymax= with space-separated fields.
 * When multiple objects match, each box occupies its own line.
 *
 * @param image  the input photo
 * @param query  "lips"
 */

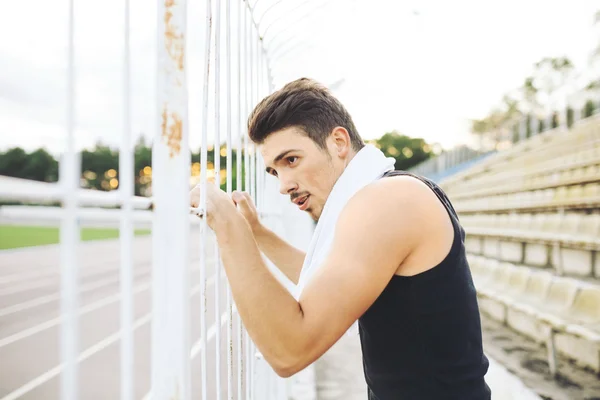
xmin=295 ymin=195 xmax=310 ymax=211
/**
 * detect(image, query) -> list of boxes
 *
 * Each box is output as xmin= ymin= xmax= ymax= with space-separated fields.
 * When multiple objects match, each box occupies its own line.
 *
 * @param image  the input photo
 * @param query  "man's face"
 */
xmin=261 ymin=127 xmax=350 ymax=221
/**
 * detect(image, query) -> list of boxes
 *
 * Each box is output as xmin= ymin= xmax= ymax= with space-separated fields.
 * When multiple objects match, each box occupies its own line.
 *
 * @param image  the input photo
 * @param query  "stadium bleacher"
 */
xmin=438 ymin=114 xmax=600 ymax=378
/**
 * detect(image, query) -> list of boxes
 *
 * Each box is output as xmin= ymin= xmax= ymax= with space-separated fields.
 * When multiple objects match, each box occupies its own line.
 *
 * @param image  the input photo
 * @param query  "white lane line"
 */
xmin=0 ymin=256 xmax=127 ymax=285
xmin=0 ymin=253 xmax=201 ymax=295
xmin=0 ymin=269 xmax=214 ymax=349
xmin=0 ymin=268 xmax=151 ymax=318
xmin=0 ymin=262 xmax=138 ymax=297
xmin=141 ymin=310 xmax=231 ymax=400
xmin=1 ymin=275 xmax=222 ymax=400
xmin=0 ymin=313 xmax=152 ymax=400
xmin=0 ymin=282 xmax=149 ymax=349
xmin=0 ymin=237 xmax=152 ymax=267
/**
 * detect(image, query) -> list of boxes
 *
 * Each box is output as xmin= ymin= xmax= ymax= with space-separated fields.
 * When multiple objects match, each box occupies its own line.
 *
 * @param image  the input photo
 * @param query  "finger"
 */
xmin=233 ymin=193 xmax=253 ymax=213
xmin=231 ymin=190 xmax=245 ymax=203
xmin=233 ymin=194 xmax=248 ymax=207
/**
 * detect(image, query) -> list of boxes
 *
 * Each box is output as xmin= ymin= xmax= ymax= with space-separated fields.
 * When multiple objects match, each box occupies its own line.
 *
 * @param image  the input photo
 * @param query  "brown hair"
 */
xmin=247 ymin=78 xmax=365 ymax=152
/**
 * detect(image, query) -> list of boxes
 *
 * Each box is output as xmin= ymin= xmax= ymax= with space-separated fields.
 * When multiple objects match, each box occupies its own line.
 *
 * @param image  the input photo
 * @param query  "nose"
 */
xmin=278 ymin=174 xmax=298 ymax=195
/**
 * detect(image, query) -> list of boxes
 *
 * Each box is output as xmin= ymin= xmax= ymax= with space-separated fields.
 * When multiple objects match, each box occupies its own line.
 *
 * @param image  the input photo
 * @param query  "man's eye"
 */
xmin=287 ymin=156 xmax=298 ymax=164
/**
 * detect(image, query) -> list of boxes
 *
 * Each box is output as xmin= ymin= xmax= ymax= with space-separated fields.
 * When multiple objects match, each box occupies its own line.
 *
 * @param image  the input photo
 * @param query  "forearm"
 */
xmin=215 ymin=214 xmax=307 ymax=375
xmin=251 ymin=223 xmax=305 ymax=285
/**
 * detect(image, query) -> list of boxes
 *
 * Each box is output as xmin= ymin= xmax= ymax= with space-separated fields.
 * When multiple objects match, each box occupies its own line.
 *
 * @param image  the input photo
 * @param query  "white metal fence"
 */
xmin=0 ymin=0 xmax=314 ymax=399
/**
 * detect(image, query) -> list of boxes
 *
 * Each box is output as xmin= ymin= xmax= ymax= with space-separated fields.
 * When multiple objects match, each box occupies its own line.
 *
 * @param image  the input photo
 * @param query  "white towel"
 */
xmin=294 ymin=144 xmax=396 ymax=312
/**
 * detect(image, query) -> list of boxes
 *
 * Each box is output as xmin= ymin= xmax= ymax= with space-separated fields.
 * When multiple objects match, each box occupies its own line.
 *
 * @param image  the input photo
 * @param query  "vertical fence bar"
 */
xmin=255 ymin=35 xmax=261 ymax=400
xmin=236 ymin=0 xmax=243 ymax=198
xmin=214 ymin=0 xmax=223 ymax=398
xmin=257 ymin=46 xmax=265 ymax=244
xmin=199 ymin=1 xmax=212 ymax=399
xmin=249 ymin=23 xmax=255 ymax=202
xmin=237 ymin=2 xmax=244 ymax=398
xmin=244 ymin=4 xmax=251 ymax=200
xmin=260 ymin=49 xmax=268 ymax=213
xmin=225 ymin=0 xmax=234 ymax=398
xmin=266 ymin=47 xmax=274 ymax=94
xmin=119 ymin=1 xmax=134 ymax=399
xmin=261 ymin=36 xmax=280 ymax=399
xmin=256 ymin=45 xmax=262 ymax=223
xmin=244 ymin=6 xmax=252 ymax=397
xmin=529 ymin=114 xmax=536 ymax=137
xmin=249 ymin=26 xmax=257 ymax=399
xmin=60 ymin=1 xmax=79 ymax=398
xmin=519 ymin=116 xmax=526 ymax=142
xmin=150 ymin=0 xmax=191 ymax=399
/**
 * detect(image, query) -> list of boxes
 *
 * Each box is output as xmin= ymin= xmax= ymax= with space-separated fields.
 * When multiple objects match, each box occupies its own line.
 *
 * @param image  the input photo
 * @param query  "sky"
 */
xmin=0 ymin=0 xmax=598 ymax=156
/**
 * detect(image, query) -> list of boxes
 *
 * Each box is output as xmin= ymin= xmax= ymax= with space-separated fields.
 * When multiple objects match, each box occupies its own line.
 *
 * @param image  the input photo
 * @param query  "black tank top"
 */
xmin=359 ymin=170 xmax=491 ymax=400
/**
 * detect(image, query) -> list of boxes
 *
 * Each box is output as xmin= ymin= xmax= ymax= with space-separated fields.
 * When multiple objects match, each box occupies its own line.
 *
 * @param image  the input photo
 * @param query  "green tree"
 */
xmin=0 ymin=147 xmax=58 ymax=182
xmin=133 ymin=137 xmax=152 ymax=195
xmin=23 ymin=149 xmax=58 ymax=182
xmin=80 ymin=142 xmax=119 ymax=190
xmin=371 ymin=131 xmax=433 ymax=171
xmin=134 ymin=136 xmax=152 ymax=171
xmin=0 ymin=148 xmax=28 ymax=178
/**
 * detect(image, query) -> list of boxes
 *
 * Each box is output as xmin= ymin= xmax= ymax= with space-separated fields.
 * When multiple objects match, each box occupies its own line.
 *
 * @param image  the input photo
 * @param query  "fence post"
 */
xmin=529 ymin=114 xmax=537 ymax=137
xmin=560 ymin=106 xmax=568 ymax=130
xmin=546 ymin=111 xmax=554 ymax=132
xmin=519 ymin=116 xmax=527 ymax=142
xmin=60 ymin=2 xmax=80 ymax=398
xmin=150 ymin=0 xmax=191 ymax=399
xmin=119 ymin=1 xmax=135 ymax=399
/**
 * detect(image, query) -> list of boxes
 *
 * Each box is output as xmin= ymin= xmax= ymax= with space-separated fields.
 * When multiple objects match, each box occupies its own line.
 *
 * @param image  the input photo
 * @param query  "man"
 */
xmin=190 ymin=78 xmax=491 ymax=399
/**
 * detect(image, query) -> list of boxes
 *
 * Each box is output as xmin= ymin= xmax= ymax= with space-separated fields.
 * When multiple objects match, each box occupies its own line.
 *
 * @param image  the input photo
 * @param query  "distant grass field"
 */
xmin=0 ymin=225 xmax=151 ymax=250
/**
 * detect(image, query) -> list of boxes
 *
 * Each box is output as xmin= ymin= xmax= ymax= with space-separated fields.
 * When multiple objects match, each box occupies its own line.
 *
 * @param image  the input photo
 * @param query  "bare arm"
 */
xmin=191 ymin=188 xmax=305 ymax=284
xmin=252 ymin=223 xmax=305 ymax=285
xmin=212 ymin=177 xmax=430 ymax=377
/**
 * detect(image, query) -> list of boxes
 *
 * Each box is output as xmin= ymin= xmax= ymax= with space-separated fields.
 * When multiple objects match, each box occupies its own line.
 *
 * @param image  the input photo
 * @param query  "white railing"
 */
xmin=0 ymin=1 xmax=314 ymax=399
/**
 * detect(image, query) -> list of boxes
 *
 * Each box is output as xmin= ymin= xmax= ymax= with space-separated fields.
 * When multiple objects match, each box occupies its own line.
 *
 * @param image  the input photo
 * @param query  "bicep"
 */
xmin=296 ymin=181 xmax=422 ymax=367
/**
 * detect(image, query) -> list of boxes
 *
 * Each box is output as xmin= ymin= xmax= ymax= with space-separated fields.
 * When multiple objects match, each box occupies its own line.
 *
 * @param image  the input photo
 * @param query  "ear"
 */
xmin=329 ymin=126 xmax=351 ymax=158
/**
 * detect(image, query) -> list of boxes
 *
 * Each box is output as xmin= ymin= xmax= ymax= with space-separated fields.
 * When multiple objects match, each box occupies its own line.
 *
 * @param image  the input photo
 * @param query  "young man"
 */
xmin=190 ymin=78 xmax=491 ymax=399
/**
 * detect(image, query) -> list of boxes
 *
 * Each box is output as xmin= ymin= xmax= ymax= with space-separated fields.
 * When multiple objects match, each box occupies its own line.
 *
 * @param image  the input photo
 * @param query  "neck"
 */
xmin=343 ymin=149 xmax=358 ymax=169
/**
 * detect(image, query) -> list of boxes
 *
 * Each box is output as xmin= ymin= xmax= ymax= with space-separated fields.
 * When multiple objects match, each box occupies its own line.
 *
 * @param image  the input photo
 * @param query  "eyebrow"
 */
xmin=265 ymin=149 xmax=300 ymax=174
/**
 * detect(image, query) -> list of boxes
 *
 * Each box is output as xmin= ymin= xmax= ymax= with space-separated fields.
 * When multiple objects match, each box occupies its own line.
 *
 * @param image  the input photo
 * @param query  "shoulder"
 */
xmin=333 ymin=176 xmax=432 ymax=243
xmin=341 ymin=174 xmax=443 ymax=223
xmin=335 ymin=174 xmax=452 ymax=251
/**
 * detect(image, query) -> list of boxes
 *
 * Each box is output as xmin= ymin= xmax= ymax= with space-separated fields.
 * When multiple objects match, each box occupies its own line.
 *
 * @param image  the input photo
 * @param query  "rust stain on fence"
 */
xmin=162 ymin=105 xmax=183 ymax=158
xmin=164 ymin=0 xmax=185 ymax=72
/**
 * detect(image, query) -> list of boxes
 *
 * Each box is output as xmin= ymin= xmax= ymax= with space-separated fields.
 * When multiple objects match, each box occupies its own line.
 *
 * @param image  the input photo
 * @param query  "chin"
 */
xmin=308 ymin=209 xmax=321 ymax=222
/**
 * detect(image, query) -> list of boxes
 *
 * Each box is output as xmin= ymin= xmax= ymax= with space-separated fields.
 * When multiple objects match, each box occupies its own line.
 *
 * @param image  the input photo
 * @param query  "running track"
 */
xmin=0 ymin=231 xmax=250 ymax=399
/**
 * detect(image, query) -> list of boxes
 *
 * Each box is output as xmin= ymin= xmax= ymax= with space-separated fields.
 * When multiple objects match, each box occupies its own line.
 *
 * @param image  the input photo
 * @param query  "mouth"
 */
xmin=295 ymin=195 xmax=310 ymax=211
